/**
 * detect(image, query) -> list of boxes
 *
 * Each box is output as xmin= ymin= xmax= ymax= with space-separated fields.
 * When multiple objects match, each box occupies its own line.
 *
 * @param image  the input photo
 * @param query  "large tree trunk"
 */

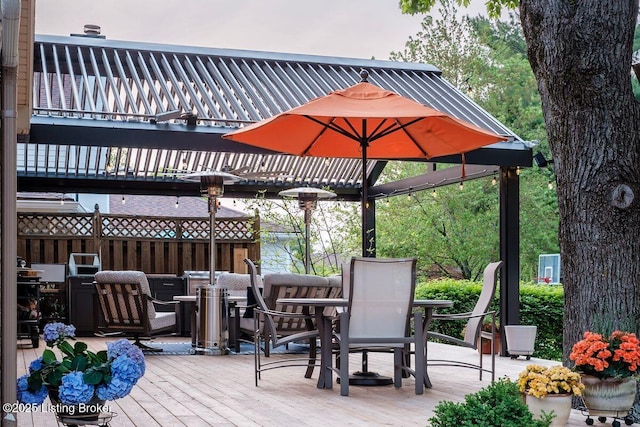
xmin=519 ymin=0 xmax=640 ymax=363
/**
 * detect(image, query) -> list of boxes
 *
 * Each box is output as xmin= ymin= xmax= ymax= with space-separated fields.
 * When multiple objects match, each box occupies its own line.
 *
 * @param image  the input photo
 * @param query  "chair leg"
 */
xmin=479 ymin=335 xmax=487 ymax=381
xmin=339 ymin=313 xmax=349 ymax=396
xmin=304 ymin=337 xmax=317 ymax=378
xmin=254 ymin=331 xmax=260 ymax=386
xmin=393 ymin=349 xmax=403 ymax=388
xmin=414 ymin=314 xmax=425 ymax=395
xmin=264 ymin=334 xmax=271 ymax=357
xmin=490 ymin=342 xmax=495 ymax=382
xmin=254 ymin=315 xmax=261 ymax=386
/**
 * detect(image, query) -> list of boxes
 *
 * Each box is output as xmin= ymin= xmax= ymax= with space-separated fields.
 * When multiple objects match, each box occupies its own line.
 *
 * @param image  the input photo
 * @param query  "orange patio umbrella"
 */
xmin=223 ymin=70 xmax=507 ymax=256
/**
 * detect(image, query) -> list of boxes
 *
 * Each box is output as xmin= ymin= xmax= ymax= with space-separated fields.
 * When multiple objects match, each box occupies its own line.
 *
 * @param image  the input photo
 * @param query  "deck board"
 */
xmin=16 ymin=336 xmax=605 ymax=426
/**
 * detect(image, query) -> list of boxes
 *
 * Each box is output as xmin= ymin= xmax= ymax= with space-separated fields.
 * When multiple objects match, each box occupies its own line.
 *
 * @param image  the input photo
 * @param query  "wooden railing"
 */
xmin=17 ymin=209 xmax=260 ymax=275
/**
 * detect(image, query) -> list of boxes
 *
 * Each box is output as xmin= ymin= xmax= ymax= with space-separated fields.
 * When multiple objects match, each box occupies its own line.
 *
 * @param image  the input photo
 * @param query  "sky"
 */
xmin=34 ymin=0 xmax=491 ymax=60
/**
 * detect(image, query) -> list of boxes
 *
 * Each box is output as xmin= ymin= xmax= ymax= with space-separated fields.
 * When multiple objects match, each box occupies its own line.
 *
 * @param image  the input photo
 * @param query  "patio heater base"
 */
xmin=195 ymin=347 xmax=228 ymax=356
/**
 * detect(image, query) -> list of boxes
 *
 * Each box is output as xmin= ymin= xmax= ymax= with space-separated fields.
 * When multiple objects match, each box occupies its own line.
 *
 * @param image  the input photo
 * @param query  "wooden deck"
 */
xmin=16 ymin=336 xmax=607 ymax=426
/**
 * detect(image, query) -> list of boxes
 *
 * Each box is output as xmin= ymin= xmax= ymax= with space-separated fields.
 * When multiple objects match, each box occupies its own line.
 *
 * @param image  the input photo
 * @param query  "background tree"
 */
xmin=244 ymin=193 xmax=355 ymax=275
xmin=399 ymin=0 xmax=640 ymax=364
xmin=376 ymin=1 xmax=558 ymax=280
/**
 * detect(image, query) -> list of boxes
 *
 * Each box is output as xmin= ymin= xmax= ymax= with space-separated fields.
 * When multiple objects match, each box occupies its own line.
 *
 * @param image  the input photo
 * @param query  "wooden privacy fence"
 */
xmin=17 ymin=209 xmax=260 ymax=275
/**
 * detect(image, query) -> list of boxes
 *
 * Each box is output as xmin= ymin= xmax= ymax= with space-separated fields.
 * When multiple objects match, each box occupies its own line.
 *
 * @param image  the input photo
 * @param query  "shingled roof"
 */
xmin=107 ymin=194 xmax=246 ymax=218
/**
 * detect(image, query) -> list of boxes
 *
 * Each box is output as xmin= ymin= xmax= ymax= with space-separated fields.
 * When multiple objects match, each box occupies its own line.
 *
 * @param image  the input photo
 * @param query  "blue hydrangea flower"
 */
xmin=42 ymin=322 xmax=76 ymax=346
xmin=29 ymin=357 xmax=43 ymax=373
xmin=58 ymin=371 xmax=95 ymax=405
xmin=16 ymin=374 xmax=47 ymax=405
xmin=96 ymin=377 xmax=134 ymax=401
xmin=107 ymin=339 xmax=146 ymax=375
xmin=111 ymin=355 xmax=143 ymax=384
xmin=106 ymin=339 xmax=131 ymax=359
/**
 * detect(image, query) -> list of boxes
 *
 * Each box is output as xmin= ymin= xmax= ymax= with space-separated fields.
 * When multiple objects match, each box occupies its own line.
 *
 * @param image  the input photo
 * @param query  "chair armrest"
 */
xmin=254 ymin=307 xmax=314 ymax=319
xmin=234 ymin=302 xmax=257 ymax=310
xmin=431 ymin=310 xmax=495 ymax=320
xmin=151 ymin=298 xmax=180 ymax=306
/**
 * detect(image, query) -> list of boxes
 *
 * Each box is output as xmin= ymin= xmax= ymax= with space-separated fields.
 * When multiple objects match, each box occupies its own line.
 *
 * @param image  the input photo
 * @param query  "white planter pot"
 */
xmin=525 ymin=393 xmax=573 ymax=427
xmin=504 ymin=325 xmax=537 ymax=358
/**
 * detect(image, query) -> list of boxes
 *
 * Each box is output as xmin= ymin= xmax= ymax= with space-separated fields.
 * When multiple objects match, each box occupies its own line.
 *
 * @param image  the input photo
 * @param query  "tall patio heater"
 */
xmin=279 ymin=187 xmax=336 ymax=274
xmin=180 ymin=171 xmax=242 ymax=355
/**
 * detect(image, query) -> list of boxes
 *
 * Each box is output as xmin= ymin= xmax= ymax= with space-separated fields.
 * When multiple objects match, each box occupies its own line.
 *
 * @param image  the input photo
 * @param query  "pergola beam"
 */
xmin=369 ymin=164 xmax=499 ymax=198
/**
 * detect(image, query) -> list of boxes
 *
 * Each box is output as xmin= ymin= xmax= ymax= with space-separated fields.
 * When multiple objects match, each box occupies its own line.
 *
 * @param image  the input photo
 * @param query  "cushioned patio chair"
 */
xmin=94 ymin=270 xmax=180 ymax=351
xmin=244 ymin=258 xmax=340 ymax=385
xmin=426 ymin=260 xmax=503 ymax=381
xmin=333 ymin=257 xmax=424 ymax=396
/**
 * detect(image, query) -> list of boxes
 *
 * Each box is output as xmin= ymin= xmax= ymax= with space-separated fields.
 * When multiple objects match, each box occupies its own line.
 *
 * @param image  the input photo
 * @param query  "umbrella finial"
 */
xmin=360 ymin=69 xmax=369 ymax=82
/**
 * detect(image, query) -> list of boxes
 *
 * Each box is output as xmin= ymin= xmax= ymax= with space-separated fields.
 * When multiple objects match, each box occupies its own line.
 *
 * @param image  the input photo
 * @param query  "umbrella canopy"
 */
xmin=223 ymin=71 xmax=508 ymax=255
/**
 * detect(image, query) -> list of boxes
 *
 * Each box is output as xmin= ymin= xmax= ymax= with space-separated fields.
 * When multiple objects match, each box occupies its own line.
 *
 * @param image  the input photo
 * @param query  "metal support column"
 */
xmin=499 ymin=166 xmax=521 ymax=356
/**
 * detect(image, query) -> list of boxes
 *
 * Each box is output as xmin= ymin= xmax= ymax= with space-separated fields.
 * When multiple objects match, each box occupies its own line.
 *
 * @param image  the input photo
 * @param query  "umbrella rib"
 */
xmin=303 ymin=115 xmax=399 ymax=145
xmin=370 ymin=118 xmax=430 ymax=158
xmin=365 ymin=119 xmax=393 ymax=144
xmin=302 ymin=114 xmax=362 ymax=141
xmin=372 ymin=117 xmax=425 ymax=141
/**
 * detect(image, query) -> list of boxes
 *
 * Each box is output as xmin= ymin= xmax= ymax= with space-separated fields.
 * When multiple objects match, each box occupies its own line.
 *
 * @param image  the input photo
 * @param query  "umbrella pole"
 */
xmin=304 ymin=209 xmax=311 ymax=274
xmin=353 ymin=132 xmax=393 ymax=386
xmin=361 ymin=137 xmax=368 ymax=257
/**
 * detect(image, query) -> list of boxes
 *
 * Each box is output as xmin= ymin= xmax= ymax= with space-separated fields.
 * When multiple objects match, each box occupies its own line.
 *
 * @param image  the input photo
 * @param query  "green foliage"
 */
xmin=390 ymin=0 xmax=490 ymax=91
xmin=428 ymin=377 xmax=552 ymax=427
xmin=399 ymin=0 xmax=519 ymax=20
xmin=244 ymin=191 xmax=356 ymax=275
xmin=377 ymin=6 xmax=559 ymax=282
xmin=416 ymin=279 xmax=564 ymax=360
xmin=415 ymin=279 xmax=486 ymax=337
xmin=376 ymin=171 xmax=500 ymax=280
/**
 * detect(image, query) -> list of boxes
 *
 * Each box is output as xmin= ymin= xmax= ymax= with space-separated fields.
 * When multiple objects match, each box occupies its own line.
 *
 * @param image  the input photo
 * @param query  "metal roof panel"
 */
xmin=23 ymin=34 xmax=528 ymax=196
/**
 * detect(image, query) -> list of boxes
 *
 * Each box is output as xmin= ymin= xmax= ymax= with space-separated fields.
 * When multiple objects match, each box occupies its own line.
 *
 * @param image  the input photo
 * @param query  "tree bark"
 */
xmin=519 ymin=0 xmax=640 ymax=362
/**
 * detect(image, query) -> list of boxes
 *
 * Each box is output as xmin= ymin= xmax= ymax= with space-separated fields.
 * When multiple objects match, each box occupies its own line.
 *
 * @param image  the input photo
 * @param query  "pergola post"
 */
xmin=499 ymin=166 xmax=521 ymax=356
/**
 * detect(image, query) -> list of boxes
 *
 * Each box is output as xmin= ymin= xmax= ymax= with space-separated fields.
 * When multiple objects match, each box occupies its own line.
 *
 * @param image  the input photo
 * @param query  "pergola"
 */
xmin=6 ymin=32 xmax=531 ymax=358
xmin=0 ymin=5 xmax=537 ymax=408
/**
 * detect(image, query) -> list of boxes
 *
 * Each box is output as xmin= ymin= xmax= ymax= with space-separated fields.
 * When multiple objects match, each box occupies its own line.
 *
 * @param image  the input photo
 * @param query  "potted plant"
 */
xmin=16 ymin=322 xmax=145 ymax=421
xmin=518 ymin=364 xmax=584 ymax=427
xmin=569 ymin=330 xmax=640 ymax=420
xmin=481 ymin=319 xmax=501 ymax=354
xmin=461 ymin=319 xmax=501 ymax=354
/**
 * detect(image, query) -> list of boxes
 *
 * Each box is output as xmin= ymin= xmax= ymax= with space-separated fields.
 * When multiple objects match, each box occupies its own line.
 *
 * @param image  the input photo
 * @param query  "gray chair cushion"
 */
xmin=217 ymin=273 xmax=261 ymax=298
xmin=149 ymin=311 xmax=176 ymax=331
xmin=94 ymin=270 xmax=156 ymax=319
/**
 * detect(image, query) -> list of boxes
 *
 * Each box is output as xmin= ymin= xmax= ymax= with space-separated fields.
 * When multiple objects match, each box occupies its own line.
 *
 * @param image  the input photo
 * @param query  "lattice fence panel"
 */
xmin=101 ymin=216 xmax=180 ymax=239
xmin=18 ymin=214 xmax=94 ymax=236
xmin=179 ymin=219 xmax=209 ymax=239
xmin=217 ymin=218 xmax=256 ymax=241
xmin=17 ymin=212 xmax=260 ymax=274
xmin=177 ymin=217 xmax=256 ymax=241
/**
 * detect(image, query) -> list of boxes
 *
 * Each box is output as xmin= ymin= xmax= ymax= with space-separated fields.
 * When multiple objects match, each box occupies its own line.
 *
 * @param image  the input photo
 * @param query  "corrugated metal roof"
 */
xmin=20 ymin=34 xmax=528 ymax=199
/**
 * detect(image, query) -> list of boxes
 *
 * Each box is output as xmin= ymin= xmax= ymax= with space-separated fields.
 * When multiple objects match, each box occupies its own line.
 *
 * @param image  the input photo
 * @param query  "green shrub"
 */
xmin=428 ymin=378 xmax=552 ymax=427
xmin=416 ymin=279 xmax=564 ymax=360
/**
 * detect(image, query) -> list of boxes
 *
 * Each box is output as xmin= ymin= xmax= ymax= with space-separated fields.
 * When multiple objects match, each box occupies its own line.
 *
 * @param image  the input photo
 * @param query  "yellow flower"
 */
xmin=518 ymin=364 xmax=584 ymax=397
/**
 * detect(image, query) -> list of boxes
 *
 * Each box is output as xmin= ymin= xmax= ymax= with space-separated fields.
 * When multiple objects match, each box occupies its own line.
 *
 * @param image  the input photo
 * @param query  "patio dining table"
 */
xmin=276 ymin=297 xmax=453 ymax=390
